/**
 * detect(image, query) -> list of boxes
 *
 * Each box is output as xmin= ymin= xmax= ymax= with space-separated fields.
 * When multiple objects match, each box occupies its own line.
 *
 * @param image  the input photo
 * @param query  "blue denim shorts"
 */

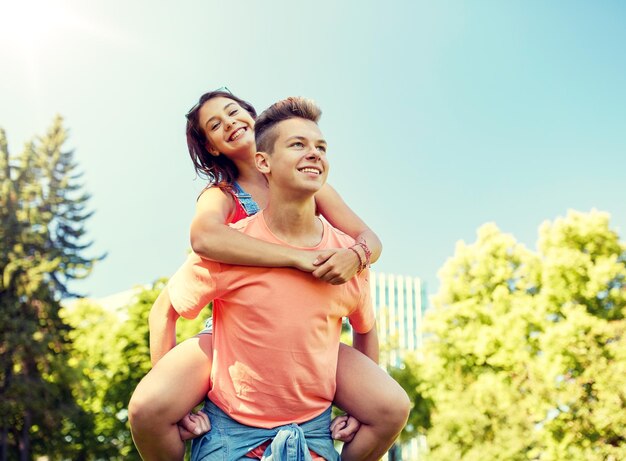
xmin=197 ymin=317 xmax=213 ymax=335
xmin=191 ymin=400 xmax=339 ymax=461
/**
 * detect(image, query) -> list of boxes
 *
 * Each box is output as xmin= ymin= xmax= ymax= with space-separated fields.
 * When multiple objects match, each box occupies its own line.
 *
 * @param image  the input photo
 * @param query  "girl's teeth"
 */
xmin=230 ymin=128 xmax=244 ymax=141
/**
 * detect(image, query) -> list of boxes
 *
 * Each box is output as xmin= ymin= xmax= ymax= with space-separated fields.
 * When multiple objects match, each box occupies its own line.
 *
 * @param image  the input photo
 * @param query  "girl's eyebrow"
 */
xmin=205 ymin=103 xmax=237 ymax=129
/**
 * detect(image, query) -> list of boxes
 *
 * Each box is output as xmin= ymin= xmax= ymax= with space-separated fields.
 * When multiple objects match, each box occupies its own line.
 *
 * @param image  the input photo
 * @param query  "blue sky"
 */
xmin=1 ymin=0 xmax=625 ymax=299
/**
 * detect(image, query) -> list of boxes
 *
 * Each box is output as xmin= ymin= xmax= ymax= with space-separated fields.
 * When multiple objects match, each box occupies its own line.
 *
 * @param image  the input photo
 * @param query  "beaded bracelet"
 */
xmin=356 ymin=241 xmax=372 ymax=268
xmin=348 ymin=245 xmax=365 ymax=272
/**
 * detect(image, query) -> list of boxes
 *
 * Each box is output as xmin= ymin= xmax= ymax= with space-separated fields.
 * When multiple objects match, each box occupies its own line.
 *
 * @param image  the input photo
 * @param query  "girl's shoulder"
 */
xmin=196 ymin=184 xmax=237 ymax=220
xmin=196 ymin=183 xmax=234 ymax=202
xmin=197 ymin=183 xmax=254 ymax=224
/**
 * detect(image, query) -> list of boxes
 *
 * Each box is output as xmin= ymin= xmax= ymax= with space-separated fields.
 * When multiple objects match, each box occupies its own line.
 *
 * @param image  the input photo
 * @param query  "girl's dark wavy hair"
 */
xmin=185 ymin=90 xmax=257 ymax=190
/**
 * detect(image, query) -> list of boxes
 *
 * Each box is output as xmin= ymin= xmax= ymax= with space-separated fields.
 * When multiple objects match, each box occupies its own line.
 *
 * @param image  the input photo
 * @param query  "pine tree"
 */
xmin=0 ymin=118 xmax=103 ymax=460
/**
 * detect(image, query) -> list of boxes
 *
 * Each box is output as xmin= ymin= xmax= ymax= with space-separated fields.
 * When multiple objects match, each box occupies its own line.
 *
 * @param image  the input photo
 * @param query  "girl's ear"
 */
xmin=255 ymin=151 xmax=271 ymax=174
xmin=206 ymin=142 xmax=219 ymax=157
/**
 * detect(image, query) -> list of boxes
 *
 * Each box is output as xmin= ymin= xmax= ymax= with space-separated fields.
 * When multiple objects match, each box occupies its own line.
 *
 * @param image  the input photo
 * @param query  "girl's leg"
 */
xmin=334 ymin=343 xmax=411 ymax=461
xmin=128 ymin=333 xmax=213 ymax=461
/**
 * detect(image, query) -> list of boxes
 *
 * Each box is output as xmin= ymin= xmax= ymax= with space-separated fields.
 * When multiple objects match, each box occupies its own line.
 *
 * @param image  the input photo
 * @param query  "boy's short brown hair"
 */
xmin=255 ymin=97 xmax=322 ymax=154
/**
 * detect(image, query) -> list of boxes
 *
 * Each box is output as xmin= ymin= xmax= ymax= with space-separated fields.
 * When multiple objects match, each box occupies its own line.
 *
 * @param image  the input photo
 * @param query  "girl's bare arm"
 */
xmin=313 ymin=183 xmax=383 ymax=284
xmin=189 ymin=184 xmax=382 ymax=282
xmin=190 ymin=187 xmax=316 ymax=271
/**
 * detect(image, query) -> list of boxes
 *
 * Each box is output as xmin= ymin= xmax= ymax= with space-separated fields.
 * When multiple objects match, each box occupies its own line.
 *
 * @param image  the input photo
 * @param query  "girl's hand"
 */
xmin=290 ymin=249 xmax=333 ymax=273
xmin=312 ymin=248 xmax=360 ymax=285
xmin=330 ymin=414 xmax=361 ymax=443
xmin=177 ymin=411 xmax=211 ymax=441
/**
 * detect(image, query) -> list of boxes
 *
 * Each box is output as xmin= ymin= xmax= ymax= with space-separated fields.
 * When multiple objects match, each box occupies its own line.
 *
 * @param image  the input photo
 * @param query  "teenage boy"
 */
xmin=168 ymin=97 xmax=378 ymax=460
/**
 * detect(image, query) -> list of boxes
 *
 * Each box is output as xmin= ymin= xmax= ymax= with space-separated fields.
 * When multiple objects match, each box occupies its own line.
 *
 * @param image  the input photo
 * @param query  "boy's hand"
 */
xmin=178 ymin=411 xmax=211 ymax=441
xmin=330 ymin=414 xmax=361 ymax=443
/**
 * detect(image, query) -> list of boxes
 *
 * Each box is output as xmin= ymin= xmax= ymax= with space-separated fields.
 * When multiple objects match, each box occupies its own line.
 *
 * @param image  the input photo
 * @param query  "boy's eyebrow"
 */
xmin=285 ymin=135 xmax=327 ymax=146
xmin=204 ymin=102 xmax=237 ymax=129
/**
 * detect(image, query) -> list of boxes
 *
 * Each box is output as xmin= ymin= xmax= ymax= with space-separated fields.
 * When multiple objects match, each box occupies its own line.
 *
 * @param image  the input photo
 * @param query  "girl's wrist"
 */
xmin=350 ymin=240 xmax=371 ymax=273
xmin=348 ymin=246 xmax=364 ymax=272
xmin=288 ymin=248 xmax=312 ymax=270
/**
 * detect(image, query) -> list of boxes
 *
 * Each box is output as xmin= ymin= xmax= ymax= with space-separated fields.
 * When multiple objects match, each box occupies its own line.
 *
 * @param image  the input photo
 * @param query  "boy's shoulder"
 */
xmin=228 ymin=212 xmax=273 ymax=242
xmin=229 ymin=213 xmax=261 ymax=232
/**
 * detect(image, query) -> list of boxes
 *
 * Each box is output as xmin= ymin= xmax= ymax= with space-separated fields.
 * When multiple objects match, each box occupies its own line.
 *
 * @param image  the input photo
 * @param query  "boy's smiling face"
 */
xmin=256 ymin=117 xmax=329 ymax=195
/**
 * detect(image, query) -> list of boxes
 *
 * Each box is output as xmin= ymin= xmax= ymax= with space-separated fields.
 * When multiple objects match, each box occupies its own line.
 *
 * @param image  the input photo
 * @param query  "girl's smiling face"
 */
xmin=198 ymin=96 xmax=256 ymax=158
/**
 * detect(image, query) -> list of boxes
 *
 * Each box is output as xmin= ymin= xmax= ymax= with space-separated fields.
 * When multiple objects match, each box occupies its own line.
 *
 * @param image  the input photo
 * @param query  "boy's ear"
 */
xmin=255 ymin=151 xmax=271 ymax=173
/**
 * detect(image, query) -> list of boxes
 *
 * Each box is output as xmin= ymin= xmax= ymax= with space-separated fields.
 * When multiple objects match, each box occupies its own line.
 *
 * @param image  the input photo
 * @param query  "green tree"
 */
xmin=61 ymin=299 xmax=125 ymax=460
xmin=0 ymin=119 xmax=101 ymax=461
xmin=530 ymin=211 xmax=626 ymax=460
xmin=416 ymin=210 xmax=625 ymax=461
xmin=62 ymin=280 xmax=208 ymax=460
xmin=389 ymin=354 xmax=432 ymax=445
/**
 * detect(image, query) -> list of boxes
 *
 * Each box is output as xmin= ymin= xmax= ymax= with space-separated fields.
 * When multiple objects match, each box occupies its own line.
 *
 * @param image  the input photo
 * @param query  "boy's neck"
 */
xmin=234 ymin=159 xmax=265 ymax=185
xmin=263 ymin=193 xmax=322 ymax=247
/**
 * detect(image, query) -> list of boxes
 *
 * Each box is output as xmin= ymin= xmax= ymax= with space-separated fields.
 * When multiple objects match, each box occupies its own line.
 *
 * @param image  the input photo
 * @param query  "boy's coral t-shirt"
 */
xmin=167 ymin=211 xmax=375 ymax=429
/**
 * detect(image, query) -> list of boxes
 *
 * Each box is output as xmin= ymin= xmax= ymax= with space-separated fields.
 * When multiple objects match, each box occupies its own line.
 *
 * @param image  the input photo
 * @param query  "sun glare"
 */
xmin=0 ymin=0 xmax=77 ymax=54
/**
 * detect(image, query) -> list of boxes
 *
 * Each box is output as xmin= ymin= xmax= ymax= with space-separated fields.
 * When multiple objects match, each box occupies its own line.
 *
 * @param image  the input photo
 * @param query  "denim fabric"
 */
xmin=191 ymin=400 xmax=339 ymax=461
xmin=232 ymin=181 xmax=261 ymax=217
xmin=197 ymin=317 xmax=213 ymax=335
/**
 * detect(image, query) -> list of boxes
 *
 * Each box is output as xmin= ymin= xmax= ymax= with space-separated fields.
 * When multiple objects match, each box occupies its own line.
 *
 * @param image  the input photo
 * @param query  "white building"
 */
xmin=370 ymin=272 xmax=427 ymax=461
xmin=371 ymin=272 xmax=424 ymax=368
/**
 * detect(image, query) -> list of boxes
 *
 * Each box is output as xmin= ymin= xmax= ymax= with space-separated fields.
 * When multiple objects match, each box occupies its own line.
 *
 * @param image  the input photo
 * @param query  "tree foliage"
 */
xmin=389 ymin=354 xmax=432 ymax=444
xmin=405 ymin=210 xmax=626 ymax=460
xmin=61 ymin=280 xmax=209 ymax=460
xmin=0 ymin=119 xmax=211 ymax=459
xmin=0 ymin=118 xmax=102 ymax=460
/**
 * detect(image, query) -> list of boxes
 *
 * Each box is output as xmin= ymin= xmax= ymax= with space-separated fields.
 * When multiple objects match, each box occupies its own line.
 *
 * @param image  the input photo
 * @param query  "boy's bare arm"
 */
xmin=352 ymin=324 xmax=379 ymax=364
xmin=148 ymin=287 xmax=180 ymax=366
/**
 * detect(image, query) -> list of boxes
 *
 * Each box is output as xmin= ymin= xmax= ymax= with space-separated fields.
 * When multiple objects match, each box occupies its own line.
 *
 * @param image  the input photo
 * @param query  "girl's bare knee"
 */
xmin=377 ymin=383 xmax=411 ymax=431
xmin=128 ymin=390 xmax=153 ymax=430
xmin=394 ymin=387 xmax=411 ymax=427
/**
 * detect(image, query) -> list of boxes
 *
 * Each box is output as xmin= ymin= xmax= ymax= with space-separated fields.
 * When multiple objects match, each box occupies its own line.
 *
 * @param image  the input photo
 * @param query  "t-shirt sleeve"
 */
xmin=167 ymin=252 xmax=220 ymax=319
xmin=347 ymin=269 xmax=376 ymax=334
